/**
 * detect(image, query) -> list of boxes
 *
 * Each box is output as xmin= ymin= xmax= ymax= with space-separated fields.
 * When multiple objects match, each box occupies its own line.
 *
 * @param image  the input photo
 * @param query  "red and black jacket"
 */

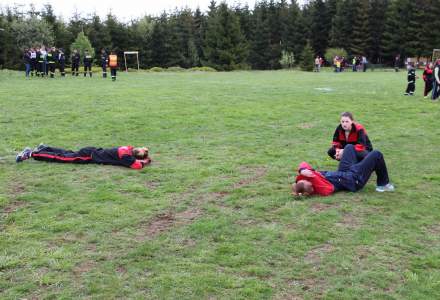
xmin=423 ymin=66 xmax=433 ymax=82
xmin=92 ymin=146 xmax=150 ymax=169
xmin=331 ymin=123 xmax=373 ymax=154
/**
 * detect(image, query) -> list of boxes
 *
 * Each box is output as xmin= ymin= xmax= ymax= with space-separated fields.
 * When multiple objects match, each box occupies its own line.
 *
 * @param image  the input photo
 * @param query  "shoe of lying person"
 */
xmin=16 ymin=147 xmax=32 ymax=163
xmin=376 ymin=183 xmax=395 ymax=192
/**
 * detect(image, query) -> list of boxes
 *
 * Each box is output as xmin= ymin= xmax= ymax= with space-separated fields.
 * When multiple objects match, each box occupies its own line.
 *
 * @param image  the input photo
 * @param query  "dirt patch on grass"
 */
xmin=136 ymin=208 xmax=202 ymax=240
xmin=233 ymin=166 xmax=267 ymax=190
xmin=297 ymin=123 xmax=314 ymax=129
xmin=335 ymin=213 xmax=361 ymax=230
xmin=116 ymin=265 xmax=127 ymax=274
xmin=145 ymin=181 xmax=160 ymax=190
xmin=304 ymin=243 xmax=334 ymax=265
xmin=310 ymin=202 xmax=339 ymax=213
xmin=3 ymin=200 xmax=27 ymax=214
xmin=73 ymin=260 xmax=96 ymax=276
xmin=426 ymin=223 xmax=440 ymax=235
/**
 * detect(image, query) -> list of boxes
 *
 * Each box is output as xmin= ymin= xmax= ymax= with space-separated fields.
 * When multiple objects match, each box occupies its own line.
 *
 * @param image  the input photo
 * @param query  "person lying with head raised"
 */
xmin=16 ymin=144 xmax=151 ymax=169
xmin=292 ymin=144 xmax=394 ymax=197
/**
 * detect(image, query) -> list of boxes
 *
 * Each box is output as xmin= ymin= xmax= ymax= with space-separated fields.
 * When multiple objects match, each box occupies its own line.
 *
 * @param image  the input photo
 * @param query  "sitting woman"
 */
xmin=328 ymin=112 xmax=373 ymax=162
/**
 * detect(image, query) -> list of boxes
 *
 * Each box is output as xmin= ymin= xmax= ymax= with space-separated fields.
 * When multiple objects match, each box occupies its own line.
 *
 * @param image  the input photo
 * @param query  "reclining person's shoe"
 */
xmin=376 ymin=183 xmax=395 ymax=192
xmin=16 ymin=147 xmax=32 ymax=163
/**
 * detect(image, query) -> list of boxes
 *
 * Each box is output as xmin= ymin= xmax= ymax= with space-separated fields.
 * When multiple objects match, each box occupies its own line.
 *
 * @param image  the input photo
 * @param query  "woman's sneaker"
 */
xmin=376 ymin=183 xmax=395 ymax=192
xmin=16 ymin=147 xmax=32 ymax=163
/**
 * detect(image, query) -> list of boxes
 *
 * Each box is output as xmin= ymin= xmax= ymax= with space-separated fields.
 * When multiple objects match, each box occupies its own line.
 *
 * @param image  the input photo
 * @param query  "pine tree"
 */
xmin=330 ymin=0 xmax=355 ymax=50
xmin=381 ymin=0 xmax=407 ymax=62
xmin=249 ymin=1 xmax=271 ymax=69
xmin=203 ymin=2 xmax=248 ymax=70
xmin=308 ymin=0 xmax=330 ymax=56
xmin=368 ymin=0 xmax=388 ymax=63
xmin=350 ymin=0 xmax=371 ymax=56
xmin=193 ymin=8 xmax=205 ymax=66
xmin=70 ymin=31 xmax=94 ymax=59
xmin=300 ymin=43 xmax=315 ymax=71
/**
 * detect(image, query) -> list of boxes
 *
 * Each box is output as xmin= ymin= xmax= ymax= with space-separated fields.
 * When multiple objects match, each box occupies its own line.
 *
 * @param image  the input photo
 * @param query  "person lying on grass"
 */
xmin=16 ymin=144 xmax=151 ymax=169
xmin=292 ymin=144 xmax=394 ymax=196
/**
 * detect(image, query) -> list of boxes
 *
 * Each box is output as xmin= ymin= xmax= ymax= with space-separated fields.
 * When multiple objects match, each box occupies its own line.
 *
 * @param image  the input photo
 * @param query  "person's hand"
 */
xmin=300 ymin=169 xmax=315 ymax=178
xmin=335 ymin=149 xmax=343 ymax=161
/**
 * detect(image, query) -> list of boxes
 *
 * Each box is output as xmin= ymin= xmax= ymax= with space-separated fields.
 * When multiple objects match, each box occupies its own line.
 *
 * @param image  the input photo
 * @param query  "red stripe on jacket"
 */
xmin=295 ymin=162 xmax=334 ymax=196
xmin=32 ymin=153 xmax=92 ymax=162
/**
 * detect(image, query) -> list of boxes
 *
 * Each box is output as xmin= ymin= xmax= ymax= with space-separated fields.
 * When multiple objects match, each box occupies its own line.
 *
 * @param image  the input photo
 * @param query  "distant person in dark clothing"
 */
xmin=101 ymin=49 xmax=108 ymax=78
xmin=83 ymin=49 xmax=93 ymax=77
xmin=58 ymin=48 xmax=66 ymax=77
xmin=16 ymin=144 xmax=151 ymax=169
xmin=394 ymin=55 xmax=400 ymax=72
xmin=328 ymin=112 xmax=373 ymax=162
xmin=23 ymin=48 xmax=31 ymax=78
xmin=292 ymin=144 xmax=394 ymax=197
xmin=71 ymin=49 xmax=80 ymax=76
xmin=423 ymin=62 xmax=434 ymax=98
xmin=404 ymin=63 xmax=417 ymax=96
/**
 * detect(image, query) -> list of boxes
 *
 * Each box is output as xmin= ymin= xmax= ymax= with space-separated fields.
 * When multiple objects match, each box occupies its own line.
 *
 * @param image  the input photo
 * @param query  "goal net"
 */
xmin=123 ymin=51 xmax=140 ymax=72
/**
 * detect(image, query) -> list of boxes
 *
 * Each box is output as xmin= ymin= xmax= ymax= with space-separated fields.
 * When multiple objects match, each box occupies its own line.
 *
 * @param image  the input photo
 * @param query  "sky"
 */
xmin=1 ymin=0 xmax=261 ymax=21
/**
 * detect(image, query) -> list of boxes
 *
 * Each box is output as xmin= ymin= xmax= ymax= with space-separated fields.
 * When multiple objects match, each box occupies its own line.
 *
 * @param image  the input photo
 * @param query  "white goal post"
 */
xmin=123 ymin=51 xmax=140 ymax=72
xmin=432 ymin=49 xmax=440 ymax=62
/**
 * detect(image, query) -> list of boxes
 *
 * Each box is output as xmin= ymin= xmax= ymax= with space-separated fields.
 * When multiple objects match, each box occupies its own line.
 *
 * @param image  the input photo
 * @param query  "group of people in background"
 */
xmin=23 ymin=47 xmax=119 ymax=81
xmin=405 ymin=58 xmax=440 ymax=100
xmin=314 ymin=55 xmax=369 ymax=73
xmin=333 ymin=55 xmax=368 ymax=73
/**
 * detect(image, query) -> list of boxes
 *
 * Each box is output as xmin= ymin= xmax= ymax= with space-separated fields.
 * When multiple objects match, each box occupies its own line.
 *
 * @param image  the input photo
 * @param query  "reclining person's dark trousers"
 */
xmin=32 ymin=146 xmax=95 ymax=164
xmin=321 ymin=144 xmax=390 ymax=192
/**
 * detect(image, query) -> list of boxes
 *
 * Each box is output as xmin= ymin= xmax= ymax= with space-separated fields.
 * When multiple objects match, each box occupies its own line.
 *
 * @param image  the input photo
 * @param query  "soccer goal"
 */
xmin=123 ymin=51 xmax=140 ymax=72
xmin=432 ymin=49 xmax=440 ymax=62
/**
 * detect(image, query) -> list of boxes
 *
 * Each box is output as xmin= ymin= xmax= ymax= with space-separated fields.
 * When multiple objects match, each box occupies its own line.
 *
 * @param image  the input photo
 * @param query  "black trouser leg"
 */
xmin=111 ymin=68 xmax=116 ymax=81
xmin=351 ymin=150 xmax=390 ymax=188
xmin=406 ymin=82 xmax=415 ymax=94
xmin=424 ymin=81 xmax=433 ymax=96
xmin=102 ymin=65 xmax=107 ymax=78
xmin=337 ymin=144 xmax=358 ymax=172
xmin=32 ymin=146 xmax=95 ymax=164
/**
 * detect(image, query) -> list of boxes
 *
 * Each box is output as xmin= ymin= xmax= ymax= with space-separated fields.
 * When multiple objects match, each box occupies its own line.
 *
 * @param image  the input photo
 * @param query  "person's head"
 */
xmin=73 ymin=49 xmax=77 ymax=53
xmin=292 ymin=180 xmax=314 ymax=196
xmin=133 ymin=147 xmax=149 ymax=159
xmin=428 ymin=62 xmax=433 ymax=69
xmin=101 ymin=48 xmax=106 ymax=53
xmin=340 ymin=111 xmax=354 ymax=131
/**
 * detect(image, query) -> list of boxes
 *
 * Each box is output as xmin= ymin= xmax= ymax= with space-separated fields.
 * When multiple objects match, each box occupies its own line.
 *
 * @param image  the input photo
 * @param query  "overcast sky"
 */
xmin=1 ymin=0 xmax=262 ymax=21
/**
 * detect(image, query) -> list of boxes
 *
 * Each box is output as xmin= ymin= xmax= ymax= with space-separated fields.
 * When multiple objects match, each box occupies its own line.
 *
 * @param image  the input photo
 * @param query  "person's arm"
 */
xmin=435 ymin=67 xmax=440 ymax=84
xmin=331 ymin=127 xmax=342 ymax=149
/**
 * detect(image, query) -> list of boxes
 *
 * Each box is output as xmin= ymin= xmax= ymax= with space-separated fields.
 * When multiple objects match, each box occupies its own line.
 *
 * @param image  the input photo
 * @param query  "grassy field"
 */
xmin=1 ymin=68 xmax=440 ymax=299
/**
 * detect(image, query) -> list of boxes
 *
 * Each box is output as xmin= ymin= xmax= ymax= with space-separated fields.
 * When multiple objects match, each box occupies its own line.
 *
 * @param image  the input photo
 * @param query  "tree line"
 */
xmin=1 ymin=0 xmax=440 ymax=71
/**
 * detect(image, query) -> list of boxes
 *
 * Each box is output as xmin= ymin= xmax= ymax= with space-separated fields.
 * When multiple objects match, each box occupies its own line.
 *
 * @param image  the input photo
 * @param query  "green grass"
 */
xmin=1 ymin=68 xmax=440 ymax=299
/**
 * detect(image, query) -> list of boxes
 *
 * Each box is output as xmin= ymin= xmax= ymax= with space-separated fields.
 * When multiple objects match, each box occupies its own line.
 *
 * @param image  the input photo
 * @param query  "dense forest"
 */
xmin=1 ymin=0 xmax=440 ymax=70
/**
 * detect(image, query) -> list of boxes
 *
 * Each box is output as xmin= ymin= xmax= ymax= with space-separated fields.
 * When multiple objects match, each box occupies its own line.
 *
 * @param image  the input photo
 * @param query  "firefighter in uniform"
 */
xmin=58 ymin=48 xmax=66 ymax=77
xmin=47 ymin=47 xmax=56 ymax=78
xmin=71 ymin=49 xmax=80 ymax=76
xmin=30 ymin=47 xmax=37 ymax=76
xmin=101 ymin=48 xmax=108 ymax=78
xmin=37 ymin=46 xmax=47 ymax=77
xmin=109 ymin=51 xmax=118 ymax=81
xmin=83 ymin=49 xmax=93 ymax=77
